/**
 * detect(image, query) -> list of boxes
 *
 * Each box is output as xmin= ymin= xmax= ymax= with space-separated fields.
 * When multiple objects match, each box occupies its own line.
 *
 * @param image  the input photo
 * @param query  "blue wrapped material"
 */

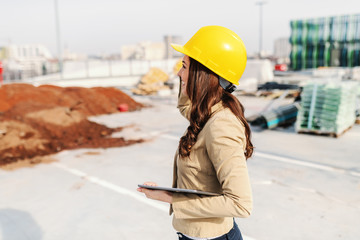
xmin=290 ymin=14 xmax=360 ymax=70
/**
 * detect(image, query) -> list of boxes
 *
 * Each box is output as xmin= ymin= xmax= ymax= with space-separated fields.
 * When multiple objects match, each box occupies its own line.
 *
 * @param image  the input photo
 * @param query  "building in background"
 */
xmin=121 ymin=35 xmax=183 ymax=61
xmin=121 ymin=41 xmax=165 ymax=60
xmin=7 ymin=44 xmax=53 ymax=60
xmin=0 ymin=44 xmax=58 ymax=80
xmin=164 ymin=35 xmax=183 ymax=59
xmin=121 ymin=44 xmax=138 ymax=60
xmin=63 ymin=47 xmax=87 ymax=61
xmin=143 ymin=42 xmax=166 ymax=60
xmin=1 ymin=35 xmax=185 ymax=81
xmin=274 ymin=37 xmax=291 ymax=64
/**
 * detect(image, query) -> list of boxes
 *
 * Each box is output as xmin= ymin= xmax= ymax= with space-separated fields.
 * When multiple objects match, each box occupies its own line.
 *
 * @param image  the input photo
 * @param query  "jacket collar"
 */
xmin=210 ymin=101 xmax=223 ymax=115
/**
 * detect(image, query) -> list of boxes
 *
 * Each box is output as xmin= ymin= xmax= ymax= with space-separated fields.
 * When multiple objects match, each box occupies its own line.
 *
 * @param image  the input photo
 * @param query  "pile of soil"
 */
xmin=0 ymin=83 xmax=144 ymax=168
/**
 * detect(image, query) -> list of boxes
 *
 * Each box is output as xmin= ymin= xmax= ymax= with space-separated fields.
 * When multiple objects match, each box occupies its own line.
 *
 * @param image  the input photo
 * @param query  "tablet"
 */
xmin=138 ymin=184 xmax=220 ymax=196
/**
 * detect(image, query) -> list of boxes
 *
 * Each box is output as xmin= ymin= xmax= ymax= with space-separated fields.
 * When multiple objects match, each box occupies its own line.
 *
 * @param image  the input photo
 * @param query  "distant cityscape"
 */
xmin=0 ymin=35 xmax=291 ymax=82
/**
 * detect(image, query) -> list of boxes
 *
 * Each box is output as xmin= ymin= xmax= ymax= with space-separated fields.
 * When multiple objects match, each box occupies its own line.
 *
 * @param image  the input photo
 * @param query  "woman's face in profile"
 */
xmin=177 ymin=55 xmax=190 ymax=96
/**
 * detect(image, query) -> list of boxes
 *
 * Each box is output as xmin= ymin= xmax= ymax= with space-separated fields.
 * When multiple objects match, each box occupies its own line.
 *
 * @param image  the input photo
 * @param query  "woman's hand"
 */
xmin=137 ymin=182 xmax=173 ymax=204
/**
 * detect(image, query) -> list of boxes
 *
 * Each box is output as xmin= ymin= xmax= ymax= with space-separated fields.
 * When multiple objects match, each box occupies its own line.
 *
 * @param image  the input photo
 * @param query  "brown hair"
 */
xmin=178 ymin=57 xmax=253 ymax=160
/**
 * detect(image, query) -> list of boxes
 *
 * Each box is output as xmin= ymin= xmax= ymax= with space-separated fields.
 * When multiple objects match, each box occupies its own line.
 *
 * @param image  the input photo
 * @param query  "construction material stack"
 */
xmin=290 ymin=14 xmax=360 ymax=70
xmin=131 ymin=67 xmax=169 ymax=95
xmin=295 ymin=81 xmax=358 ymax=136
xmin=249 ymin=103 xmax=300 ymax=129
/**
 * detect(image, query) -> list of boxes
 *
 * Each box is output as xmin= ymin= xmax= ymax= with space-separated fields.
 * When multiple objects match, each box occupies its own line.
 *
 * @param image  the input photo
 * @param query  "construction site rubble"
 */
xmin=131 ymin=67 xmax=170 ymax=95
xmin=0 ymin=84 xmax=144 ymax=168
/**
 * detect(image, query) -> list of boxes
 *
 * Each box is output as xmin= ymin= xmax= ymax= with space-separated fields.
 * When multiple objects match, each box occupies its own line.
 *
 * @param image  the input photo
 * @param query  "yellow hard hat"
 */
xmin=171 ymin=25 xmax=247 ymax=85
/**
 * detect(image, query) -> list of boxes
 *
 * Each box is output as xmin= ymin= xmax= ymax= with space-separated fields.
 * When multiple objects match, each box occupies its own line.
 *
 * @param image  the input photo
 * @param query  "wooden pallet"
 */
xmin=297 ymin=125 xmax=353 ymax=138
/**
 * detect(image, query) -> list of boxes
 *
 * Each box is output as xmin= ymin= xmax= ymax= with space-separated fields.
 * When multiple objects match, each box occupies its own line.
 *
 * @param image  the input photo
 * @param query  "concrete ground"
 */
xmin=0 ymin=93 xmax=359 ymax=240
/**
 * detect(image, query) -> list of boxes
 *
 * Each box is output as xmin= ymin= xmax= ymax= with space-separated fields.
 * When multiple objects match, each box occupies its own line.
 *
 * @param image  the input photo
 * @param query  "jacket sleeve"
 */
xmin=177 ymin=80 xmax=191 ymax=120
xmin=171 ymin=113 xmax=253 ymax=219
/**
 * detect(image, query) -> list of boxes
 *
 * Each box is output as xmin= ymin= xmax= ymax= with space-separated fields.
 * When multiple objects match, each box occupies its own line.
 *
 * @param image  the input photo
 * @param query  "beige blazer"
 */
xmin=169 ymin=92 xmax=253 ymax=238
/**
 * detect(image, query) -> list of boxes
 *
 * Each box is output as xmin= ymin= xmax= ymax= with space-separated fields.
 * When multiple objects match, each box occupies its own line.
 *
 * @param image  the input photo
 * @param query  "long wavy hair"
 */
xmin=178 ymin=57 xmax=253 ymax=160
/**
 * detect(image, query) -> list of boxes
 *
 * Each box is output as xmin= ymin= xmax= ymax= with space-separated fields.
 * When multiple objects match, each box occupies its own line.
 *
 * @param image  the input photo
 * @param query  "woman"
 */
xmin=137 ymin=26 xmax=253 ymax=240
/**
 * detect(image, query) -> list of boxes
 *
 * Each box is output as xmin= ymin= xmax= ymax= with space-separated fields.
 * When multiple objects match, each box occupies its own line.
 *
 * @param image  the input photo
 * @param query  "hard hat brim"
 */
xmin=171 ymin=43 xmax=187 ymax=56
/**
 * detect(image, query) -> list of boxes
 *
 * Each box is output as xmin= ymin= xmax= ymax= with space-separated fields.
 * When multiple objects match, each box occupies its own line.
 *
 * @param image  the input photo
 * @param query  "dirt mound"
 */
xmin=0 ymin=83 xmax=144 ymax=168
xmin=0 ymin=84 xmax=142 ymax=114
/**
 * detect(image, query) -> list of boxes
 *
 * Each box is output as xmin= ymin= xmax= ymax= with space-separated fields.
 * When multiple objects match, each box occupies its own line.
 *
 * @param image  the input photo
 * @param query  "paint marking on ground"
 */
xmin=255 ymin=151 xmax=360 ymax=177
xmin=52 ymin=162 xmax=256 ymax=240
xmin=159 ymin=133 xmax=360 ymax=178
xmin=52 ymin=162 xmax=168 ymax=212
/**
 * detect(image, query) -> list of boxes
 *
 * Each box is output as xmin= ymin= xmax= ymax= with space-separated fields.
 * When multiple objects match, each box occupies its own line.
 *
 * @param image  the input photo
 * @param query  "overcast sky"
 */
xmin=1 ymin=0 xmax=358 ymax=56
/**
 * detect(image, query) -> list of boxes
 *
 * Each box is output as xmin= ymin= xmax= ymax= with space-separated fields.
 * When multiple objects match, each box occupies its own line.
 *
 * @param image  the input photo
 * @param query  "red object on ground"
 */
xmin=274 ymin=64 xmax=288 ymax=71
xmin=118 ymin=103 xmax=129 ymax=112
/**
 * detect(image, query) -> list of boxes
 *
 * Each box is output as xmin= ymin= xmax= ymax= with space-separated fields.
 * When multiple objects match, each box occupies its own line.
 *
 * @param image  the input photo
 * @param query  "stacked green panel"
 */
xmin=290 ymin=14 xmax=360 ymax=70
xmin=296 ymin=82 xmax=358 ymax=135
